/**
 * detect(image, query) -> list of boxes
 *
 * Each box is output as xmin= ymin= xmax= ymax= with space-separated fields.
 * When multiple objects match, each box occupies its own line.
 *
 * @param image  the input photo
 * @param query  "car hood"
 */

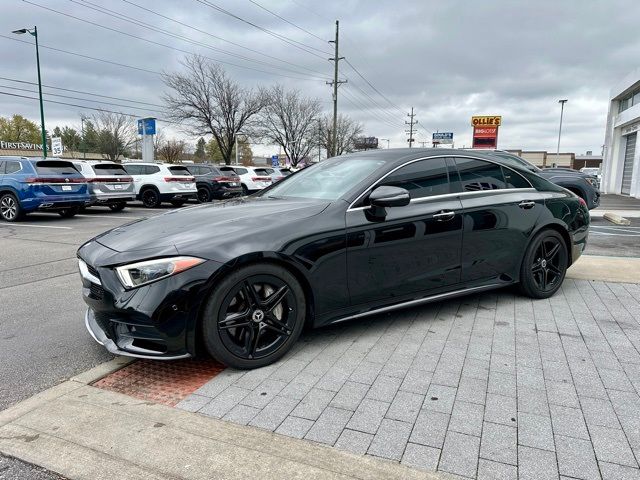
xmin=94 ymin=198 xmax=330 ymax=253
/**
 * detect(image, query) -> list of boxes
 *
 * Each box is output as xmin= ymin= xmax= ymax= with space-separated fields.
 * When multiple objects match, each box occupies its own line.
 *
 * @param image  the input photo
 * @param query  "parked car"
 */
xmin=482 ymin=151 xmax=601 ymax=209
xmin=0 ymin=156 xmax=90 ymax=222
xmin=71 ymin=160 xmax=135 ymax=211
xmin=123 ymin=162 xmax=197 ymax=207
xmin=218 ymin=165 xmax=272 ymax=194
xmin=185 ymin=164 xmax=242 ymax=202
xmin=78 ymin=148 xmax=589 ymax=368
xmin=270 ymin=167 xmax=292 ymax=183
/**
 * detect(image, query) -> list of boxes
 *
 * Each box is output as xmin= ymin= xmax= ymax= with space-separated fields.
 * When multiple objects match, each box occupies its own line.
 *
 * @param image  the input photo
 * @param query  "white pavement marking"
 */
xmin=0 ymin=223 xmax=72 ymax=230
xmin=76 ymin=214 xmax=143 ymax=220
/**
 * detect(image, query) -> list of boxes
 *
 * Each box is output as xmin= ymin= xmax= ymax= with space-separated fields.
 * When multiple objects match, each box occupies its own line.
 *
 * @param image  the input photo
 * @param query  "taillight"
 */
xmin=25 ymin=177 xmax=87 ymax=184
xmin=87 ymin=177 xmax=133 ymax=183
xmin=578 ymin=197 xmax=587 ymax=207
xmin=211 ymin=176 xmax=236 ymax=182
xmin=251 ymin=176 xmax=271 ymax=182
xmin=164 ymin=176 xmax=195 ymax=182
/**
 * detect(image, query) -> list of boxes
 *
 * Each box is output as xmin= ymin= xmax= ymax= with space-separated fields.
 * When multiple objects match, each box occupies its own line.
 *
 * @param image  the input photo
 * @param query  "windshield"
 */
xmin=261 ymin=157 xmax=386 ymax=201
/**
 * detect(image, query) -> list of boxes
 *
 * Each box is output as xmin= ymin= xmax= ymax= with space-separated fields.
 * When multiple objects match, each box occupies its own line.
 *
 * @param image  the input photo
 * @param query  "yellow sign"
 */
xmin=471 ymin=116 xmax=502 ymax=127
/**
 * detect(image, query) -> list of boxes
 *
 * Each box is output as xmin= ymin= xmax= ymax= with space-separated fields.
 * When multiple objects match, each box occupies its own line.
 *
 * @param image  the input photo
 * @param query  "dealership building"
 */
xmin=602 ymin=69 xmax=640 ymax=198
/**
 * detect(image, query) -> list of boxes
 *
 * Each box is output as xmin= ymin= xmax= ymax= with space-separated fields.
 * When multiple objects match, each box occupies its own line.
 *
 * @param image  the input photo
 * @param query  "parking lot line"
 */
xmin=0 ymin=223 xmax=72 ymax=230
xmin=76 ymin=214 xmax=143 ymax=220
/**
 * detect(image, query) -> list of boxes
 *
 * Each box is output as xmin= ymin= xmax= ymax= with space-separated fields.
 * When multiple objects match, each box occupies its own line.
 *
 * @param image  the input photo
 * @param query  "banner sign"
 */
xmin=471 ymin=116 xmax=501 ymax=127
xmin=471 ymin=115 xmax=501 ymax=149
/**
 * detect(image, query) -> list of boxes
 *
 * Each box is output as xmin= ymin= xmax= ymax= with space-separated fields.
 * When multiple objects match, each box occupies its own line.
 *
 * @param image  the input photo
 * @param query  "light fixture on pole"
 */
xmin=13 ymin=26 xmax=47 ymax=158
xmin=555 ymin=99 xmax=568 ymax=166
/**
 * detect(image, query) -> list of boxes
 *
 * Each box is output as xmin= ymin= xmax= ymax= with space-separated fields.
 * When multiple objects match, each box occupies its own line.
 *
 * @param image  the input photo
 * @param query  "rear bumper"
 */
xmin=23 ymin=195 xmax=91 ymax=212
xmin=88 ymin=193 xmax=135 ymax=205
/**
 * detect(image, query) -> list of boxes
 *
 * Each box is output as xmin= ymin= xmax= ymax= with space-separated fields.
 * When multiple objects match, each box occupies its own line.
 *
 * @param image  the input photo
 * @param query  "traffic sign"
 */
xmin=271 ymin=155 xmax=279 ymax=167
xmin=51 ymin=137 xmax=63 ymax=157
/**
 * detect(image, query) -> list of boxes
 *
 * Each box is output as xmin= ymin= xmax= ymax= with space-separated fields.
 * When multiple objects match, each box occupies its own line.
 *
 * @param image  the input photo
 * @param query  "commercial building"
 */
xmin=505 ymin=150 xmax=601 ymax=170
xmin=602 ymin=69 xmax=640 ymax=198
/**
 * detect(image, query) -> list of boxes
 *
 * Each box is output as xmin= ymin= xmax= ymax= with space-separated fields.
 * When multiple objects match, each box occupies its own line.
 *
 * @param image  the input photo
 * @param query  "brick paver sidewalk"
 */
xmin=178 ymin=279 xmax=640 ymax=480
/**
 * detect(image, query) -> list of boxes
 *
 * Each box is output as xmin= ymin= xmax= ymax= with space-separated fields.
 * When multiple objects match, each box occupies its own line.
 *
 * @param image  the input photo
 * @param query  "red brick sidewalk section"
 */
xmin=94 ymin=358 xmax=225 ymax=406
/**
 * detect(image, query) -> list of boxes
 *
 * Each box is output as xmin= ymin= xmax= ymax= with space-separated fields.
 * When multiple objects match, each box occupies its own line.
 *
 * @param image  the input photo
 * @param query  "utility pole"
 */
xmin=405 ymin=107 xmax=417 ymax=148
xmin=317 ymin=118 xmax=322 ymax=162
xmin=327 ymin=20 xmax=346 ymax=158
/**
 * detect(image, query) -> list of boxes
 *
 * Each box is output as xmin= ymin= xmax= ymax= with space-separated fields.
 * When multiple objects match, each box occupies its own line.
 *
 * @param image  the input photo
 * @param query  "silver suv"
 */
xmin=72 ymin=160 xmax=135 ymax=211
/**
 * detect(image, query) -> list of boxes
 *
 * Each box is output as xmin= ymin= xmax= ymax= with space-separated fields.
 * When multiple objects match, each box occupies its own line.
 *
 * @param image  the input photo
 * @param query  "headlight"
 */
xmin=585 ymin=177 xmax=599 ymax=188
xmin=115 ymin=256 xmax=205 ymax=289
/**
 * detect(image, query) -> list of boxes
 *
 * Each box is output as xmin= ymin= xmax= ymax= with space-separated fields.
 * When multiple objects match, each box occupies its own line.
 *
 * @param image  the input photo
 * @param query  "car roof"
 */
xmin=338 ymin=148 xmax=524 ymax=167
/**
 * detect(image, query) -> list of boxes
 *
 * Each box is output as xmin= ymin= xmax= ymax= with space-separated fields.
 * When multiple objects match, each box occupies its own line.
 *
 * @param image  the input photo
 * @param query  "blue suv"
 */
xmin=0 ymin=156 xmax=90 ymax=222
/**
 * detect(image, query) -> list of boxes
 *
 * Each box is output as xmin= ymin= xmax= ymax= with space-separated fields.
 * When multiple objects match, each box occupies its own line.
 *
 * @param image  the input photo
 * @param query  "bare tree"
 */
xmin=153 ymin=129 xmax=166 ymax=157
xmin=91 ymin=111 xmax=136 ymax=161
xmin=320 ymin=114 xmax=363 ymax=158
xmin=163 ymin=55 xmax=266 ymax=165
xmin=157 ymin=139 xmax=186 ymax=164
xmin=258 ymin=85 xmax=321 ymax=167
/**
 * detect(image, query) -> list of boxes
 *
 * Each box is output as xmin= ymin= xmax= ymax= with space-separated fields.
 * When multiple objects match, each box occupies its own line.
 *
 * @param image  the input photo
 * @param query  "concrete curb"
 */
xmin=0 ymin=379 xmax=450 ymax=480
xmin=567 ymin=255 xmax=640 ymax=283
xmin=602 ymin=212 xmax=632 ymax=225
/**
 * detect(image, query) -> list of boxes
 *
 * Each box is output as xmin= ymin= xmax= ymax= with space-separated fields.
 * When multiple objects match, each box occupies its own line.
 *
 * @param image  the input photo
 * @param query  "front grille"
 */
xmin=89 ymin=282 xmax=104 ymax=300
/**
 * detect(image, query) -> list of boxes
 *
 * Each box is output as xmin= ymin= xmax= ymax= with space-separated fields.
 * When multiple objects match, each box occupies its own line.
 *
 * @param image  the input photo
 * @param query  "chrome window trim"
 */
xmin=346 ymin=154 xmax=534 ymax=212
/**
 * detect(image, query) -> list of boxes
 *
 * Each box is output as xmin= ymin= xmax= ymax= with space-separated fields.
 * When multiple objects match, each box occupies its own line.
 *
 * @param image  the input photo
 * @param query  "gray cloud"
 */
xmin=1 ymin=0 xmax=638 ymax=156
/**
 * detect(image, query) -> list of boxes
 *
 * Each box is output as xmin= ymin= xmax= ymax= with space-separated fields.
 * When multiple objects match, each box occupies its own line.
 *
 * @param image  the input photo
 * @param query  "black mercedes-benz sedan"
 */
xmin=77 ymin=149 xmax=589 ymax=369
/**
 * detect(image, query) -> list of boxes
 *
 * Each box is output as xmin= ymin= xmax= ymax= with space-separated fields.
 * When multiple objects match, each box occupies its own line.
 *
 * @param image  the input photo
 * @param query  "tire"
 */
xmin=141 ymin=188 xmax=160 ymax=208
xmin=241 ymin=184 xmax=249 ymax=196
xmin=202 ymin=263 xmax=306 ymax=369
xmin=0 ymin=193 xmax=22 ymax=222
xmin=197 ymin=187 xmax=212 ymax=203
xmin=518 ymin=229 xmax=568 ymax=299
xmin=170 ymin=199 xmax=186 ymax=207
xmin=58 ymin=206 xmax=80 ymax=218
xmin=108 ymin=202 xmax=126 ymax=212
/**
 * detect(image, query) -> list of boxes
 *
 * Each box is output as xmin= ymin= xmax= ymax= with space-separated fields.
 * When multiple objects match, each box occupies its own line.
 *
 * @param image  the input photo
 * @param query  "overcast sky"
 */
xmin=2 ymin=0 xmax=639 ymax=157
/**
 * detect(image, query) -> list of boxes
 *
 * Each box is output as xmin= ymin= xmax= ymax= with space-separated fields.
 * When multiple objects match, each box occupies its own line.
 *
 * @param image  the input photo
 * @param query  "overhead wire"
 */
xmin=247 ymin=0 xmax=327 ymax=44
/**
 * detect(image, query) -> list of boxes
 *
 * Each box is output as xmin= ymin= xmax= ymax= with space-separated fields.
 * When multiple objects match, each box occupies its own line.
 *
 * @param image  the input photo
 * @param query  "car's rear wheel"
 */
xmin=0 ymin=193 xmax=22 ymax=222
xmin=58 ymin=207 xmax=80 ymax=218
xmin=197 ymin=187 xmax=212 ymax=203
xmin=241 ymin=184 xmax=249 ymax=196
xmin=108 ymin=202 xmax=126 ymax=212
xmin=519 ymin=229 xmax=568 ymax=299
xmin=202 ymin=264 xmax=306 ymax=369
xmin=141 ymin=188 xmax=160 ymax=208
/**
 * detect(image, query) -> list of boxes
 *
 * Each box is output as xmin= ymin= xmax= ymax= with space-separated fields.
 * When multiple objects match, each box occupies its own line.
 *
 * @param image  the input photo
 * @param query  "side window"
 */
xmin=234 ymin=168 xmax=248 ymax=175
xmin=145 ymin=165 xmax=160 ymax=175
xmin=502 ymin=167 xmax=531 ymax=189
xmin=454 ymin=158 xmax=506 ymax=191
xmin=381 ymin=157 xmax=450 ymax=199
xmin=124 ymin=165 xmax=142 ymax=175
xmin=0 ymin=161 xmax=5 ymax=174
xmin=5 ymin=161 xmax=21 ymax=174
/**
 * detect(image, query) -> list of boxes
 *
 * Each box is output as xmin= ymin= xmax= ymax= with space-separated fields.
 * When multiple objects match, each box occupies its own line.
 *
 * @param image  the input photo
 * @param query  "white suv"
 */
xmin=123 ymin=162 xmax=197 ymax=207
xmin=219 ymin=165 xmax=272 ymax=195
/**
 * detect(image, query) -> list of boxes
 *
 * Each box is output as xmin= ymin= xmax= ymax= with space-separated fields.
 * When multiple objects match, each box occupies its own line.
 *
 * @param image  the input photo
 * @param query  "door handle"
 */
xmin=518 ymin=201 xmax=536 ymax=209
xmin=433 ymin=210 xmax=455 ymax=221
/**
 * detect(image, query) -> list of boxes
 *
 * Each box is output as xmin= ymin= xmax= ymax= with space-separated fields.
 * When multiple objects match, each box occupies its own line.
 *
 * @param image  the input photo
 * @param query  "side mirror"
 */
xmin=367 ymin=185 xmax=410 ymax=218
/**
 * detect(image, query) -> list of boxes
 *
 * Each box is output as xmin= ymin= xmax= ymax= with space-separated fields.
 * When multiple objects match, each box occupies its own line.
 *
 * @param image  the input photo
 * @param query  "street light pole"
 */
xmin=555 ymin=99 xmax=568 ymax=166
xmin=13 ymin=26 xmax=46 ymax=158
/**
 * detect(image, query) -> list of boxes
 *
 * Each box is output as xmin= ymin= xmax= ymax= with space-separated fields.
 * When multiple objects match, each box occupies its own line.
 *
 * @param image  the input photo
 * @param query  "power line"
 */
xmin=193 ymin=0 xmax=329 ymax=58
xmin=121 ymin=0 xmax=328 ymax=77
xmin=23 ymin=0 xmax=327 ymax=82
xmin=0 ymin=76 xmax=164 ymax=108
xmin=247 ymin=0 xmax=327 ymax=43
xmin=343 ymin=58 xmax=405 ymax=117
xmin=0 ymin=34 xmax=160 ymax=75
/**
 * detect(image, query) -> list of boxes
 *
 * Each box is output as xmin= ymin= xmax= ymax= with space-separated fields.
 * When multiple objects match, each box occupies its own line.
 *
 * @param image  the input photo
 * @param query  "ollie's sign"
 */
xmin=471 ymin=116 xmax=501 ymax=148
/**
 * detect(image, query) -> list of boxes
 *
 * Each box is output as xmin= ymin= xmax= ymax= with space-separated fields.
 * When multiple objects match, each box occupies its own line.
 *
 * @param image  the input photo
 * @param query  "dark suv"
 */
xmin=186 ymin=164 xmax=242 ymax=202
xmin=484 ymin=151 xmax=600 ymax=209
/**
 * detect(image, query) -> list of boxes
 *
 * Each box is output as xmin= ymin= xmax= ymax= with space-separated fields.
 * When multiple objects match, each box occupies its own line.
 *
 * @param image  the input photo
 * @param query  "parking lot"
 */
xmin=1 ymin=200 xmax=640 ymax=480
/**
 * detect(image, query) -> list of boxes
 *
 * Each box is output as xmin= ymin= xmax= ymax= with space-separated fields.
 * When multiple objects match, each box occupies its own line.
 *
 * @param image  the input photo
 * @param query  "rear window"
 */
xmin=253 ymin=168 xmax=271 ymax=176
xmin=222 ymin=167 xmax=247 ymax=175
xmin=168 ymin=166 xmax=191 ymax=175
xmin=35 ymin=161 xmax=78 ymax=175
xmin=92 ymin=164 xmax=128 ymax=175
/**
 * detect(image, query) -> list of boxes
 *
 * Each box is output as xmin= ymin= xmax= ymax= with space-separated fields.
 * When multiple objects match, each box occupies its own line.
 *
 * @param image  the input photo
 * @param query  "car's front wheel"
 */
xmin=197 ymin=187 xmax=211 ymax=203
xmin=0 ymin=193 xmax=22 ymax=222
xmin=202 ymin=264 xmax=306 ymax=369
xmin=519 ymin=229 xmax=568 ymax=299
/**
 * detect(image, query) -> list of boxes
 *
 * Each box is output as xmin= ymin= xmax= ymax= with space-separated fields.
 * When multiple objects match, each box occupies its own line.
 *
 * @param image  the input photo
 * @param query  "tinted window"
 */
xmin=502 ymin=167 xmax=531 ymax=189
xmin=233 ymin=167 xmax=248 ymax=175
xmin=0 ymin=161 xmax=4 ymax=174
xmin=5 ymin=161 xmax=21 ymax=174
xmin=381 ymin=158 xmax=450 ymax=199
xmin=168 ymin=166 xmax=190 ymax=175
xmin=35 ymin=161 xmax=78 ymax=175
xmin=124 ymin=165 xmax=144 ymax=175
xmin=253 ymin=168 xmax=271 ymax=176
xmin=145 ymin=165 xmax=160 ymax=175
xmin=455 ymin=158 xmax=505 ymax=191
xmin=93 ymin=164 xmax=128 ymax=175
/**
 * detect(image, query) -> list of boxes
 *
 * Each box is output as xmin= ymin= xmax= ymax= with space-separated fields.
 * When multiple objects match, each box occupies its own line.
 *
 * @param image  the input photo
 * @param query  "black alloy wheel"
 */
xmin=108 ymin=202 xmax=126 ymax=212
xmin=197 ymin=186 xmax=211 ymax=203
xmin=141 ymin=188 xmax=160 ymax=208
xmin=0 ymin=193 xmax=21 ymax=222
xmin=58 ymin=206 xmax=80 ymax=218
xmin=202 ymin=264 xmax=306 ymax=369
xmin=241 ymin=184 xmax=249 ymax=196
xmin=519 ymin=229 xmax=568 ymax=299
